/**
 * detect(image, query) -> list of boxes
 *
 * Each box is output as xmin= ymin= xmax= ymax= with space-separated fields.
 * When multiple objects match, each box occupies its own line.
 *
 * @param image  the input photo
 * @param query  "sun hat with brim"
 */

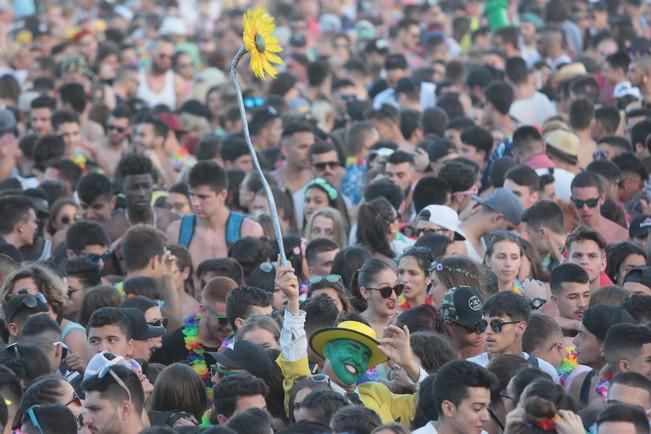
xmin=309 ymin=321 xmax=387 ymax=368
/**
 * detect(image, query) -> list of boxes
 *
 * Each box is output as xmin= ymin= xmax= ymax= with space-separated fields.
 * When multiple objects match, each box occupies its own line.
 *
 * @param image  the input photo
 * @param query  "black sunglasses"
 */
xmin=13 ymin=292 xmax=48 ymax=308
xmin=79 ymin=251 xmax=111 ymax=264
xmin=572 ymin=197 xmax=599 ymax=209
xmin=147 ymin=318 xmax=169 ymax=328
xmin=108 ymin=124 xmax=127 ymax=133
xmin=453 ymin=321 xmax=487 ymax=334
xmin=366 ymin=284 xmax=404 ymax=298
xmin=313 ymin=161 xmax=339 ymax=170
xmin=481 ymin=319 xmax=521 ymax=333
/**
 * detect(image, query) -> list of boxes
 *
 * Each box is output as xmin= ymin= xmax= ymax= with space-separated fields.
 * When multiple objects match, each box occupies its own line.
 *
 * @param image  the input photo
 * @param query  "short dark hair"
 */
xmin=212 ymin=373 xmax=269 ymax=419
xmin=571 ymin=171 xmax=603 ymax=194
xmin=483 ymin=291 xmax=531 ymax=321
xmin=59 ymin=82 xmax=87 ymax=113
xmin=549 ymin=263 xmax=590 ymax=295
xmin=225 ymin=286 xmax=272 ymax=329
xmin=595 ymin=106 xmax=621 ymax=135
xmin=21 ymin=404 xmax=77 ymax=434
xmin=225 ymin=408 xmax=273 ymax=434
xmin=64 ymin=258 xmax=101 ymax=288
xmin=115 ymin=153 xmax=154 ymax=185
xmin=46 ymin=159 xmax=82 ymax=190
xmin=605 ymin=241 xmax=647 ymax=284
xmin=197 ymin=258 xmax=244 ymax=286
xmin=439 ymin=159 xmax=477 ymax=193
xmin=565 ymin=225 xmax=607 ymax=251
xmin=485 ymin=81 xmax=514 ymax=115
xmin=511 ymin=125 xmax=544 ymax=155
xmin=611 ymin=372 xmax=651 ymax=397
xmin=307 ymin=59 xmax=330 ymax=87
xmin=302 ymin=294 xmax=340 ymax=338
xmin=33 ymin=135 xmax=65 ymax=172
xmin=597 ymin=403 xmax=650 ymax=434
xmin=77 ymin=173 xmax=113 ymax=204
xmin=188 ymin=160 xmax=228 ymax=193
xmin=630 ymin=119 xmax=651 ymax=148
xmin=331 ymin=405 xmax=381 ymax=434
xmin=460 ymin=126 xmax=493 ymax=161
xmin=308 ymin=141 xmax=337 ymax=161
xmin=51 ymin=109 xmax=79 ymax=130
xmin=505 ymin=56 xmax=528 ymax=85
xmin=87 ymin=307 xmax=131 ymax=339
xmin=606 ymin=51 xmax=631 ymax=72
xmin=613 ymin=152 xmax=648 ymax=180
xmin=298 ymin=390 xmax=349 ymax=426
xmin=598 ymin=136 xmax=632 ymax=153
xmin=66 ymin=220 xmax=110 ymax=252
xmin=505 ymin=165 xmax=540 ymax=190
xmin=569 ymin=98 xmax=594 ymax=130
xmin=603 ymin=323 xmax=651 ymax=367
xmin=412 ymin=176 xmax=450 ymax=213
xmin=220 ymin=136 xmax=249 ymax=163
xmin=586 ymin=159 xmax=622 ymax=183
xmin=432 ymin=360 xmax=496 ymax=414
xmin=363 ymin=180 xmax=403 ymax=210
xmin=386 ymin=149 xmax=415 ymax=166
xmin=622 ymin=295 xmax=651 ymax=323
xmin=122 ymin=225 xmax=166 ymax=272
xmin=522 ymin=313 xmax=562 ymax=353
xmin=420 ymin=107 xmax=448 ymax=137
xmin=521 ymin=200 xmax=565 ymax=234
xmin=82 ymin=365 xmax=145 ymax=414
xmin=305 ymin=238 xmax=339 ymax=266
xmin=0 ymin=195 xmax=35 ymax=235
xmin=30 ymin=95 xmax=56 ymax=111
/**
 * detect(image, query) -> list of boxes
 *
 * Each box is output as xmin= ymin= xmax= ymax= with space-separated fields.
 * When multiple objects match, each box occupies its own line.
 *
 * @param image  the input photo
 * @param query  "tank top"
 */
xmin=137 ymin=69 xmax=176 ymax=109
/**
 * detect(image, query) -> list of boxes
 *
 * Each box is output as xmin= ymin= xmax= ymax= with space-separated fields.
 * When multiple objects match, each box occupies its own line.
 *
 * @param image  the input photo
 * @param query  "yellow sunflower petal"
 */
xmin=241 ymin=7 xmax=284 ymax=80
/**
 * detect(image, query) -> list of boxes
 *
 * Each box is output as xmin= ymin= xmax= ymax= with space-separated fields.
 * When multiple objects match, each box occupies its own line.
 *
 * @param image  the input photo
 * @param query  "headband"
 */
xmin=305 ymin=177 xmax=338 ymax=201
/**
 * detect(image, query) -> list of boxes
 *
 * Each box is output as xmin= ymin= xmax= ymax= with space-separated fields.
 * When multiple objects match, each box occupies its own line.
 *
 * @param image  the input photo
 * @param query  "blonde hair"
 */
xmin=201 ymin=276 xmax=238 ymax=304
xmin=236 ymin=314 xmax=281 ymax=342
xmin=1 ymin=263 xmax=67 ymax=319
xmin=304 ymin=207 xmax=348 ymax=249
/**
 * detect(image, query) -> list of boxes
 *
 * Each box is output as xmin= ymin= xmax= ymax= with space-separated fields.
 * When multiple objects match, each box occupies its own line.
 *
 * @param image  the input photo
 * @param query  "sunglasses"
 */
xmin=205 ymin=306 xmax=229 ymax=325
xmin=308 ymin=274 xmax=342 ymax=285
xmin=53 ymin=341 xmax=69 ymax=359
xmin=453 ymin=321 xmax=487 ymax=334
xmin=313 ymin=161 xmax=339 ymax=170
xmin=97 ymin=365 xmax=131 ymax=403
xmin=64 ymin=391 xmax=82 ymax=407
xmin=366 ymin=284 xmax=404 ymax=298
xmin=404 ymin=246 xmax=434 ymax=261
xmin=80 ymin=251 xmax=111 ymax=264
xmin=13 ymin=291 xmax=48 ymax=308
xmin=481 ymin=319 xmax=522 ymax=333
xmin=415 ymin=227 xmax=450 ymax=237
xmin=4 ymin=343 xmax=21 ymax=359
xmin=108 ymin=124 xmax=127 ymax=133
xmin=572 ymin=197 xmax=599 ymax=209
xmin=25 ymin=405 xmax=44 ymax=434
xmin=147 ymin=318 xmax=168 ymax=328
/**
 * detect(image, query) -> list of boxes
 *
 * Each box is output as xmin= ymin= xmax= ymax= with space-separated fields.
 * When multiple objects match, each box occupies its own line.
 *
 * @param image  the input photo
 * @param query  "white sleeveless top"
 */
xmin=137 ymin=69 xmax=176 ymax=109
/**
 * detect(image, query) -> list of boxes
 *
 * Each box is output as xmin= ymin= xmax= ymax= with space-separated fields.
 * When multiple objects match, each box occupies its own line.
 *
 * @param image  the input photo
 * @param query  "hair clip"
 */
xmin=429 ymin=261 xmax=475 ymax=278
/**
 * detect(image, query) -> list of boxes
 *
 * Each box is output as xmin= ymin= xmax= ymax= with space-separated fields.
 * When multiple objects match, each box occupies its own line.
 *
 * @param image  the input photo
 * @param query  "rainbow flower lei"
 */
xmin=183 ymin=314 xmax=213 ymax=400
xmin=557 ymin=347 xmax=578 ymax=388
xmin=595 ymin=369 xmax=612 ymax=401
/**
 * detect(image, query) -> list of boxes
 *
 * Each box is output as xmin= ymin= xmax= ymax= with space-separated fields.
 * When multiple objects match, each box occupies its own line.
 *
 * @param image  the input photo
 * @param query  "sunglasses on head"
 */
xmin=366 ymin=283 xmax=404 ymax=298
xmin=64 ymin=390 xmax=82 ymax=407
xmin=25 ymin=405 xmax=44 ymax=434
xmin=97 ymin=365 xmax=132 ymax=402
xmin=147 ymin=318 xmax=168 ymax=328
xmin=308 ymin=274 xmax=342 ymax=285
xmin=313 ymin=161 xmax=339 ymax=170
xmin=481 ymin=318 xmax=522 ymax=333
xmin=14 ymin=291 xmax=47 ymax=308
xmin=53 ymin=341 xmax=69 ymax=359
xmin=572 ymin=197 xmax=599 ymax=209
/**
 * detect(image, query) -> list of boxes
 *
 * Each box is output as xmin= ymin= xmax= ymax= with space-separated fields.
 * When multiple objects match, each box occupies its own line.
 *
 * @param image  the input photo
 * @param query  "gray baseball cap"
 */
xmin=0 ymin=109 xmax=16 ymax=134
xmin=473 ymin=188 xmax=524 ymax=226
xmin=441 ymin=286 xmax=483 ymax=327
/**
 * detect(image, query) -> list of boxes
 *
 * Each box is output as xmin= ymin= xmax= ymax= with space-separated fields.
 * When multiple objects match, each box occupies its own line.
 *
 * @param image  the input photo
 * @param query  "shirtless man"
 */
xmin=106 ymin=154 xmax=179 ymax=243
xmin=167 ymin=161 xmax=264 ymax=267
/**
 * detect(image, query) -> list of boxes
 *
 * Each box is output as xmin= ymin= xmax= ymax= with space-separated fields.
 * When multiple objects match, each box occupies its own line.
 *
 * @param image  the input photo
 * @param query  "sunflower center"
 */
xmin=254 ymin=34 xmax=266 ymax=53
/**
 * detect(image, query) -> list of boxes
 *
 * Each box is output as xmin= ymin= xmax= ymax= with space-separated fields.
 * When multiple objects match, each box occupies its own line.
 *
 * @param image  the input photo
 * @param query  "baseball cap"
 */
xmin=156 ymin=112 xmax=187 ymax=134
xmin=545 ymin=129 xmax=579 ymax=163
xmin=554 ymin=62 xmax=586 ymax=82
xmin=417 ymin=205 xmax=465 ymax=240
xmin=582 ymin=305 xmax=635 ymax=342
xmin=365 ymin=38 xmax=389 ymax=55
xmin=427 ymin=138 xmax=457 ymax=162
xmin=121 ymin=308 xmax=165 ymax=340
xmin=206 ymin=339 xmax=275 ymax=379
xmin=84 ymin=351 xmax=142 ymax=381
xmin=441 ymin=286 xmax=483 ymax=327
xmin=4 ymin=292 xmax=48 ymax=323
xmin=623 ymin=266 xmax=651 ymax=289
xmin=473 ymin=188 xmax=524 ymax=226
xmin=613 ymin=81 xmax=642 ymax=100
xmin=395 ymin=77 xmax=418 ymax=95
xmin=384 ymin=53 xmax=407 ymax=71
xmin=0 ymin=109 xmax=16 ymax=135
xmin=630 ymin=214 xmax=651 ymax=239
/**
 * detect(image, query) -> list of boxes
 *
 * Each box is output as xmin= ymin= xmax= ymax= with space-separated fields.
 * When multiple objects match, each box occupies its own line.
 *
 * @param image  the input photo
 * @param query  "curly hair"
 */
xmin=115 ymin=153 xmax=154 ymax=184
xmin=1 ymin=263 xmax=67 ymax=319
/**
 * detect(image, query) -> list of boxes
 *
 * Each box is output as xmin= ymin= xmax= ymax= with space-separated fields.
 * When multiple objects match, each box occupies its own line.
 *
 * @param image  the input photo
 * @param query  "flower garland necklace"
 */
xmin=183 ymin=314 xmax=213 ymax=400
xmin=556 ymin=347 xmax=578 ymax=388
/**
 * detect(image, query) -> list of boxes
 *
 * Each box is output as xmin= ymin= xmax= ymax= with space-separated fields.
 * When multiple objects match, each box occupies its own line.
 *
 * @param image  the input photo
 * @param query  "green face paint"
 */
xmin=324 ymin=339 xmax=371 ymax=386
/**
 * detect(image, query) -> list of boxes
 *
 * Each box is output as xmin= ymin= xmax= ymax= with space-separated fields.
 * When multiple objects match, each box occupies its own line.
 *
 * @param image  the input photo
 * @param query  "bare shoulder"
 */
xmin=242 ymin=217 xmax=264 ymax=237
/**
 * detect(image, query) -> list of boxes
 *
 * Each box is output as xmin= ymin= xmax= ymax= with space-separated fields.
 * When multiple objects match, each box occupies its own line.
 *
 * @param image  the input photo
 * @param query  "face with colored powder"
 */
xmin=324 ymin=339 xmax=371 ymax=386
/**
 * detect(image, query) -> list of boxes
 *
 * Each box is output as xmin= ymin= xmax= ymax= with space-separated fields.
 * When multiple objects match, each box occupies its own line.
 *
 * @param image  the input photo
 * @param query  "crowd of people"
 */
xmin=1 ymin=0 xmax=651 ymax=434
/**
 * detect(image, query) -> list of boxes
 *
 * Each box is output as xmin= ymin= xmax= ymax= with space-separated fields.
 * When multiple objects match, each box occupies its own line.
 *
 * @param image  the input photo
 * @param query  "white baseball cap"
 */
xmin=417 ymin=205 xmax=465 ymax=240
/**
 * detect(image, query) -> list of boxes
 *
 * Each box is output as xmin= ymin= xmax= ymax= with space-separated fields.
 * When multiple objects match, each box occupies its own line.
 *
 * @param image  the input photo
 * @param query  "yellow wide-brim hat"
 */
xmin=309 ymin=321 xmax=388 ymax=368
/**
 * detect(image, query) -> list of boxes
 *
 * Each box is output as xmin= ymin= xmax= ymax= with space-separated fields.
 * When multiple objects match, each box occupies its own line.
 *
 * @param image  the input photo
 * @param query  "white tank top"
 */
xmin=137 ymin=68 xmax=176 ymax=109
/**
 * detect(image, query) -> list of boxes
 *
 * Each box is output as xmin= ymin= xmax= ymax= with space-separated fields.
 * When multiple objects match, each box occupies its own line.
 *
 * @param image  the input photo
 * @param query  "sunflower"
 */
xmin=243 ymin=8 xmax=283 ymax=80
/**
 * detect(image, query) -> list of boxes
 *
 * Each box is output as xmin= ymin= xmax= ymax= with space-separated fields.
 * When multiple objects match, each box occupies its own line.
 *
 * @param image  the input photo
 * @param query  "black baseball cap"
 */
xmin=441 ymin=286 xmax=483 ymax=327
xmin=623 ymin=266 xmax=651 ymax=289
xmin=120 ymin=307 xmax=164 ymax=340
xmin=365 ymin=38 xmax=389 ymax=55
xmin=207 ymin=339 xmax=274 ymax=379
xmin=582 ymin=305 xmax=635 ymax=342
xmin=630 ymin=214 xmax=651 ymax=239
xmin=5 ymin=293 xmax=49 ymax=323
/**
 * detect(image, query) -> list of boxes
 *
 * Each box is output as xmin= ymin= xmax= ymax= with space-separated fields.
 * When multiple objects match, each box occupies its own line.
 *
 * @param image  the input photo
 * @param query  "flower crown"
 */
xmin=428 ymin=261 xmax=475 ymax=278
xmin=305 ymin=177 xmax=338 ymax=201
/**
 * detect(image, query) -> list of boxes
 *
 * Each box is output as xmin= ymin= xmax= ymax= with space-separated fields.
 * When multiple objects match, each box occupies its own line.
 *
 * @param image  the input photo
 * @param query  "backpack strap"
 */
xmin=225 ymin=211 xmax=245 ymax=247
xmin=526 ymin=353 xmax=540 ymax=368
xmin=178 ymin=214 xmax=196 ymax=248
xmin=580 ymin=370 xmax=597 ymax=407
